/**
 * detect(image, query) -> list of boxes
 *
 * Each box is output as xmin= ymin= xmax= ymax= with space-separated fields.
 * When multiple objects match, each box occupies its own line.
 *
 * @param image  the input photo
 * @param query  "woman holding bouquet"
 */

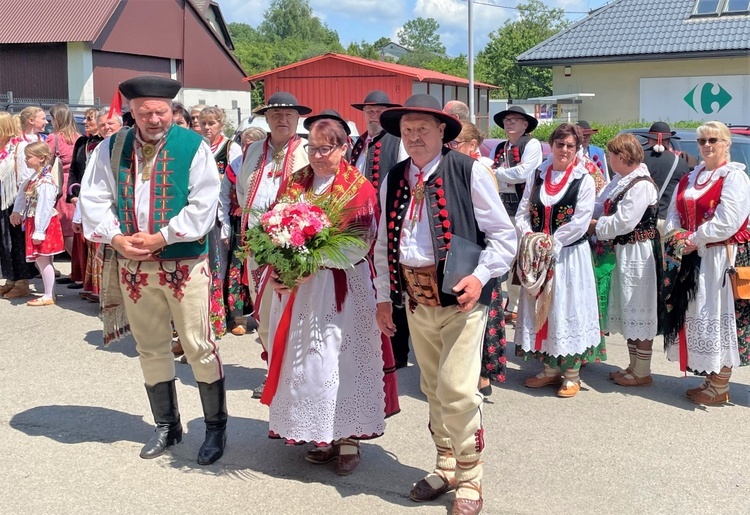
xmin=261 ymin=119 xmax=388 ymax=476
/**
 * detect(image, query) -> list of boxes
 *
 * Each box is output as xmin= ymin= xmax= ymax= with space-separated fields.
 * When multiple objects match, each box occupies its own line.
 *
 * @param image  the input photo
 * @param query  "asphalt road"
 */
xmin=2 ymin=263 xmax=749 ymax=514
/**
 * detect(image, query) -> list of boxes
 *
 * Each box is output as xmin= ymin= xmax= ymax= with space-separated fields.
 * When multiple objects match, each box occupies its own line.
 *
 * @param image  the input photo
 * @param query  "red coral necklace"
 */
xmin=544 ymin=162 xmax=575 ymax=196
xmin=694 ymin=161 xmax=726 ymax=191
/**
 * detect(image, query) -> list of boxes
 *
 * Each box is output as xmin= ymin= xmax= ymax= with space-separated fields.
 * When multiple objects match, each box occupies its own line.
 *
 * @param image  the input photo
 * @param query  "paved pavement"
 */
xmin=2 ymin=262 xmax=749 ymax=514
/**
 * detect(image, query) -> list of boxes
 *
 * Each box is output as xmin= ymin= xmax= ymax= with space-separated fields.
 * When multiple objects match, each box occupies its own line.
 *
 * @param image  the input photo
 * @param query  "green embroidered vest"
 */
xmin=109 ymin=126 xmax=208 ymax=260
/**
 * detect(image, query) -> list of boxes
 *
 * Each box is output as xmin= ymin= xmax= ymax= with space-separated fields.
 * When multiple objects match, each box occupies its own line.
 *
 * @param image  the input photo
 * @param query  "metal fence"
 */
xmin=0 ymin=92 xmax=102 ymax=113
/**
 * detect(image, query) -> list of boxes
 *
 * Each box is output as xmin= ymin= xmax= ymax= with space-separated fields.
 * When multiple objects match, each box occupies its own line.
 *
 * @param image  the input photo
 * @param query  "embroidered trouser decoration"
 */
xmin=121 ymin=262 xmax=148 ymax=302
xmin=159 ymin=261 xmax=191 ymax=301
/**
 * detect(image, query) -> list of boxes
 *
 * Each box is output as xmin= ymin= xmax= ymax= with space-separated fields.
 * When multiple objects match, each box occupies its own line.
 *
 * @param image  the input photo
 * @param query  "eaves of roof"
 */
xmin=243 ymin=53 xmax=497 ymax=89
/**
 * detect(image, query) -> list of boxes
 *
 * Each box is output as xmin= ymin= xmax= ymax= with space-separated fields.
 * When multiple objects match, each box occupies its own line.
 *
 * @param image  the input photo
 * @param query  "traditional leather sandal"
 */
xmin=305 ymin=444 xmax=339 ymax=465
xmin=452 ymin=481 xmax=483 ymax=515
xmin=557 ymin=380 xmax=581 ymax=398
xmin=609 ymin=367 xmax=633 ymax=380
xmin=690 ymin=388 xmax=730 ymax=405
xmin=27 ymin=297 xmax=55 ymax=306
xmin=685 ymin=380 xmax=711 ymax=398
xmin=524 ymin=373 xmax=563 ymax=388
xmin=410 ymin=469 xmax=457 ymax=502
xmin=613 ymin=373 xmax=653 ymax=387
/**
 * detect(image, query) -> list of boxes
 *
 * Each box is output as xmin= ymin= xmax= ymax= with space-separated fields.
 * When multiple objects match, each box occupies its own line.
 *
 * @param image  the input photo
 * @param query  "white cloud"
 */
xmin=218 ymin=0 xmax=270 ymax=27
xmin=310 ymin=0 xmax=407 ymax=23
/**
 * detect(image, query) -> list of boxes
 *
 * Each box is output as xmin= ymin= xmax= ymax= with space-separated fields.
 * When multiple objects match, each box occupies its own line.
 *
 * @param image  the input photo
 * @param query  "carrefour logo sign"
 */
xmin=684 ymin=83 xmax=732 ymax=114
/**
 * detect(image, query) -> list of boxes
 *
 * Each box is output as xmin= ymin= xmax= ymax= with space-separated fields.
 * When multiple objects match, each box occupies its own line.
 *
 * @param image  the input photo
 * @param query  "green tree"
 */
xmin=397 ymin=17 xmax=446 ymax=55
xmin=476 ymin=0 xmax=569 ymax=100
xmin=346 ymin=37 xmax=392 ymax=60
xmin=228 ymin=0 xmax=344 ymax=107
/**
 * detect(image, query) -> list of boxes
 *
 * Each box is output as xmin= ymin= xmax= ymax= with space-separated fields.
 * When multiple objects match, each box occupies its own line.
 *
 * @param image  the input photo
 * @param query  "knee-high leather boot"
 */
xmin=140 ymin=379 xmax=182 ymax=459
xmin=196 ymin=378 xmax=227 ymax=465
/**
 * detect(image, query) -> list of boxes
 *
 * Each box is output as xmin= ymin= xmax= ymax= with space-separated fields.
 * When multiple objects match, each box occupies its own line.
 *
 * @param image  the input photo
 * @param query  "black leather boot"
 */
xmin=140 ymin=380 xmax=182 ymax=459
xmin=196 ymin=378 xmax=227 ymax=465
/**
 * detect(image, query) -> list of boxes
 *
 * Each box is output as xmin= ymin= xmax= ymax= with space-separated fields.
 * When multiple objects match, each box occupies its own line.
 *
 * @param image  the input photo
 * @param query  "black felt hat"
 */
xmin=493 ymin=106 xmax=538 ymax=133
xmin=255 ymin=92 xmax=312 ymax=115
xmin=635 ymin=121 xmax=680 ymax=140
xmin=303 ymin=109 xmax=351 ymax=135
xmin=576 ymin=120 xmax=598 ymax=135
xmin=380 ymin=94 xmax=462 ymax=143
xmin=118 ymin=76 xmax=182 ymax=100
xmin=351 ymin=90 xmax=401 ymax=110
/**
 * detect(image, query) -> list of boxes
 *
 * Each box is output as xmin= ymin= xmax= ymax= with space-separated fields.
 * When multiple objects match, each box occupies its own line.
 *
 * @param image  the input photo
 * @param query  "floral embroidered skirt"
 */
xmin=482 ymin=281 xmax=507 ymax=382
xmin=24 ymin=215 xmax=64 ymax=261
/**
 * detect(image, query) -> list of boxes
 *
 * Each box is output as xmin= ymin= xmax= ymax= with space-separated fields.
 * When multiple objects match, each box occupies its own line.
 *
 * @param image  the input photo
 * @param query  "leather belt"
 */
xmin=400 ymin=264 xmax=441 ymax=307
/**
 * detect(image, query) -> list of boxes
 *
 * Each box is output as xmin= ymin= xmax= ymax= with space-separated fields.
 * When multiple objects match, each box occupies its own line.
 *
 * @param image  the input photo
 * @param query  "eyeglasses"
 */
xmin=304 ymin=145 xmax=337 ymax=157
xmin=697 ymin=137 xmax=721 ymax=146
xmin=553 ymin=141 xmax=577 ymax=150
xmin=446 ymin=140 xmax=465 ymax=149
xmin=503 ymin=117 xmax=526 ymax=125
xmin=84 ymin=116 xmax=95 ymax=121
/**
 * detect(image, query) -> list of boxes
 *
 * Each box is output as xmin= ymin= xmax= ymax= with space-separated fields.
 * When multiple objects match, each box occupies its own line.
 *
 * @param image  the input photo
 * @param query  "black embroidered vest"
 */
xmin=384 ymin=148 xmax=496 ymax=307
xmin=214 ymin=139 xmax=232 ymax=177
xmin=528 ymin=171 xmax=588 ymax=247
xmin=350 ymin=130 xmax=401 ymax=191
xmin=605 ymin=176 xmax=659 ymax=245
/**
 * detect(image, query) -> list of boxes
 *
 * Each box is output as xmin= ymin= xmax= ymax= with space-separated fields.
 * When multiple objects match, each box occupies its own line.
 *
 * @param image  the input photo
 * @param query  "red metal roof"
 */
xmin=0 ymin=0 xmax=120 ymax=44
xmin=244 ymin=53 xmax=497 ymax=89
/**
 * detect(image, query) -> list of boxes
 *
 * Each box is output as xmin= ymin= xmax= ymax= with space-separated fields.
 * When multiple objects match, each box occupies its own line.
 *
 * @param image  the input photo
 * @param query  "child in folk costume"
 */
xmin=10 ymin=142 xmax=65 ymax=306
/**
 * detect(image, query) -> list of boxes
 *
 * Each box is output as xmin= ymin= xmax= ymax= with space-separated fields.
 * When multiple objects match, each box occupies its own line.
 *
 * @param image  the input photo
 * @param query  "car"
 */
xmin=729 ymin=125 xmax=750 ymax=137
xmin=621 ymin=127 xmax=750 ymax=172
xmin=232 ymin=115 xmax=360 ymax=145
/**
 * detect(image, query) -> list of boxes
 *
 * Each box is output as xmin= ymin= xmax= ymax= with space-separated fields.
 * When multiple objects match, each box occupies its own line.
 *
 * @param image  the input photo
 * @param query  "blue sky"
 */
xmin=219 ymin=0 xmax=613 ymax=57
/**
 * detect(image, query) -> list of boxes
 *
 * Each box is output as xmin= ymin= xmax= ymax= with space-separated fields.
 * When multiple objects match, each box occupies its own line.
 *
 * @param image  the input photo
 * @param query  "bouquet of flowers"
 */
xmin=239 ymin=197 xmax=369 ymax=289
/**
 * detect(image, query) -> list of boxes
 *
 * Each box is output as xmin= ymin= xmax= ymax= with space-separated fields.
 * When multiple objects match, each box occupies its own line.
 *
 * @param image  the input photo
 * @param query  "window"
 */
xmin=693 ymin=0 xmax=720 ymax=15
xmin=724 ymin=0 xmax=750 ymax=12
xmin=692 ymin=0 xmax=750 ymax=15
xmin=231 ymin=100 xmax=238 ymax=109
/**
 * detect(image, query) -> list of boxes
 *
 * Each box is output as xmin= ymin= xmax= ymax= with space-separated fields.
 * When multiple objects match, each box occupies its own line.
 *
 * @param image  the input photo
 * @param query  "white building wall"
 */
xmin=66 ymin=42 xmax=95 ymax=105
xmin=179 ymin=88 xmax=253 ymax=132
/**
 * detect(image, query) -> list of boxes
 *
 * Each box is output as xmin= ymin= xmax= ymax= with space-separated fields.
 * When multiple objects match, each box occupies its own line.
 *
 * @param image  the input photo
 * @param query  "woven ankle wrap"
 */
xmin=455 ymin=457 xmax=483 ymax=483
xmin=436 ymin=453 xmax=456 ymax=471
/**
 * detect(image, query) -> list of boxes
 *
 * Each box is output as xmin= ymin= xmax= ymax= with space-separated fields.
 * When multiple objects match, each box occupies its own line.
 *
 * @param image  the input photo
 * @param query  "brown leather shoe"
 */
xmin=171 ymin=340 xmax=184 ymax=357
xmin=0 ymin=281 xmax=15 ymax=295
xmin=409 ymin=476 xmax=457 ymax=502
xmin=230 ymin=324 xmax=247 ymax=336
xmin=336 ymin=450 xmax=361 ymax=476
xmin=305 ymin=445 xmax=338 ymax=465
xmin=524 ymin=374 xmax=562 ymax=388
xmin=4 ymin=280 xmax=30 ymax=299
xmin=452 ymin=497 xmax=484 ymax=515
xmin=613 ymin=373 xmax=653 ymax=387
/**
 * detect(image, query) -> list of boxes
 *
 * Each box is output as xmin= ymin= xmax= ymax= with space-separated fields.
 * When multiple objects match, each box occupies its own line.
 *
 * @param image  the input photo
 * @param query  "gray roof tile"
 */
xmin=518 ymin=0 xmax=750 ymax=63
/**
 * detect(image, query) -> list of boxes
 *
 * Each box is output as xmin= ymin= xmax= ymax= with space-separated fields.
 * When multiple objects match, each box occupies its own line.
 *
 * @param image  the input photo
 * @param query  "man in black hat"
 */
xmin=637 ymin=121 xmax=690 ymax=222
xmin=303 ymin=109 xmax=352 ymax=161
xmin=237 ymin=91 xmax=311 ymax=398
xmin=79 ymin=75 xmax=227 ymax=465
xmin=350 ymin=90 xmax=411 ymax=368
xmin=374 ymin=94 xmax=517 ymax=515
xmin=576 ymin=120 xmax=609 ymax=180
xmin=491 ymin=106 xmax=542 ymax=323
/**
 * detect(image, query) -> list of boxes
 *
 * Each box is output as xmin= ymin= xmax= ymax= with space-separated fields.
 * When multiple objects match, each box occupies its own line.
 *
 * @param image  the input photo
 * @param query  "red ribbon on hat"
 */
xmin=108 ymin=87 xmax=122 ymax=120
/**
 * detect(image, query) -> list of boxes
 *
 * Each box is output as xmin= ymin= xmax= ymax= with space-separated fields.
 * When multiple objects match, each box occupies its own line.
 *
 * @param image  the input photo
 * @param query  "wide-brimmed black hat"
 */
xmin=255 ymin=92 xmax=312 ymax=115
xmin=493 ymin=106 xmax=538 ymax=133
xmin=351 ymin=90 xmax=401 ymax=111
xmin=303 ymin=109 xmax=350 ymax=135
xmin=576 ymin=120 xmax=598 ymax=135
xmin=119 ymin=76 xmax=182 ymax=100
xmin=380 ymin=94 xmax=462 ymax=142
xmin=635 ymin=121 xmax=680 ymax=140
